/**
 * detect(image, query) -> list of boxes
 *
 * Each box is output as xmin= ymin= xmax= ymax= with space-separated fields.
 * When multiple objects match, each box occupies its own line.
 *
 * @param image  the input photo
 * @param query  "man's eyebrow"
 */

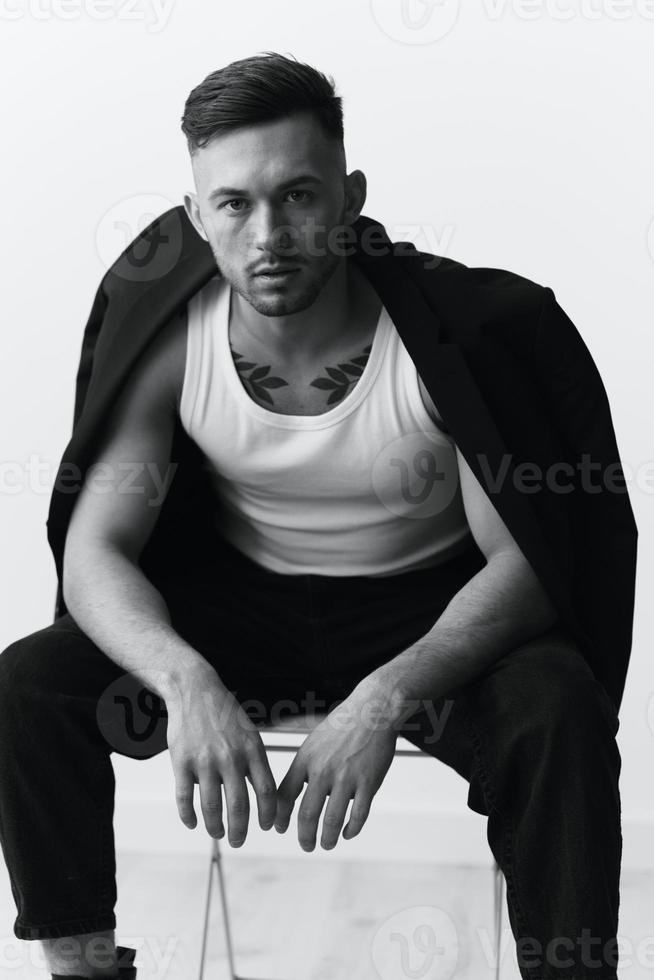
xmin=207 ymin=174 xmax=323 ymax=201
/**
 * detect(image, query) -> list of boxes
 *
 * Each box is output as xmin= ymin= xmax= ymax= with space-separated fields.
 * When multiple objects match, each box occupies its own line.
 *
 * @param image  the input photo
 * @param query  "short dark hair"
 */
xmin=181 ymin=51 xmax=344 ymax=157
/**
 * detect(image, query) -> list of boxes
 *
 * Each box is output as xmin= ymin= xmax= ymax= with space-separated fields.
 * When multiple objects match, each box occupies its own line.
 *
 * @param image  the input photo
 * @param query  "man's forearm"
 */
xmin=63 ymin=546 xmax=225 ymax=703
xmin=352 ymin=550 xmax=560 ymax=723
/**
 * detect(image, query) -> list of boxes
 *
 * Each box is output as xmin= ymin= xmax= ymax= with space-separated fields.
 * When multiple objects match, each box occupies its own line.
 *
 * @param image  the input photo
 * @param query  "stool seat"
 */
xmin=254 ymin=710 xmax=329 ymax=734
xmin=253 ymin=709 xmax=425 ymax=756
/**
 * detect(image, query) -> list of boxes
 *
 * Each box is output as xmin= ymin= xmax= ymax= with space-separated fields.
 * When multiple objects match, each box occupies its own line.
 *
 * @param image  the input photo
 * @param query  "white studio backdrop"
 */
xmin=1 ymin=0 xmax=652 ymax=870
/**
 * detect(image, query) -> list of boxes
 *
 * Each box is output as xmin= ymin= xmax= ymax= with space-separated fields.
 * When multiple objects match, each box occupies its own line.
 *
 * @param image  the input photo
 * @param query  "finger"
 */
xmin=319 ymin=783 xmax=354 ymax=851
xmin=296 ymin=780 xmax=329 ymax=852
xmin=198 ymin=764 xmax=224 ymax=839
xmin=174 ymin=764 xmax=197 ymax=829
xmin=342 ymin=785 xmax=373 ymax=840
xmin=222 ymin=768 xmax=250 ymax=847
xmin=247 ymin=753 xmax=278 ymax=831
xmin=274 ymin=756 xmax=307 ymax=833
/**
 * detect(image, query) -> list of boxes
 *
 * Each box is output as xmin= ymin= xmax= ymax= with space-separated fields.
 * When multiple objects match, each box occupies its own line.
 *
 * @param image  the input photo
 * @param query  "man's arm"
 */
xmin=273 ymin=443 xmax=561 ymax=850
xmin=64 ymin=313 xmax=282 ymax=844
xmin=62 ymin=314 xmax=222 ymax=703
xmin=349 ymin=443 xmax=560 ymax=721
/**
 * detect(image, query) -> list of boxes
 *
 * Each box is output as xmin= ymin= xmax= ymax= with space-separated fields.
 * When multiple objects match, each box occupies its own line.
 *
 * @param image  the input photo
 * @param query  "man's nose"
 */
xmin=250 ymin=204 xmax=294 ymax=254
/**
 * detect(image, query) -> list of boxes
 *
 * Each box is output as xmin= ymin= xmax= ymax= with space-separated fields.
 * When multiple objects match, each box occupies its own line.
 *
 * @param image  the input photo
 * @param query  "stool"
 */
xmin=197 ymin=709 xmax=505 ymax=980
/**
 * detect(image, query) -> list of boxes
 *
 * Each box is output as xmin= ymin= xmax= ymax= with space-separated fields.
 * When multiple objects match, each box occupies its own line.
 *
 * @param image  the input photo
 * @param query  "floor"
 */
xmin=1 ymin=853 xmax=652 ymax=979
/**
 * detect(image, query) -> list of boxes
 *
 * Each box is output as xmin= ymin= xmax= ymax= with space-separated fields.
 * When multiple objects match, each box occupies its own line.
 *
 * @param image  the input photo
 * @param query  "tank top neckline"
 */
xmin=219 ymin=279 xmax=393 ymax=430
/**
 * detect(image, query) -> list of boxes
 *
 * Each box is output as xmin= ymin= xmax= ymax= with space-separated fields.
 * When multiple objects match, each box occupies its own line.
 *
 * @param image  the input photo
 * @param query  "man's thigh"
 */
xmin=384 ymin=625 xmax=619 ymax=816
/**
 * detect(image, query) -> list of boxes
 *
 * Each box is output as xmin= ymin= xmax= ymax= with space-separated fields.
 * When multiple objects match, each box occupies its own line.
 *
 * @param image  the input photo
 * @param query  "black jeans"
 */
xmin=0 ymin=539 xmax=622 ymax=979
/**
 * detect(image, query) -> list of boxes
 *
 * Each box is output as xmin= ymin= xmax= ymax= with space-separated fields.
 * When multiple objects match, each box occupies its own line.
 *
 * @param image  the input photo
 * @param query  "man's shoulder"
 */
xmin=136 ymin=306 xmax=187 ymax=417
xmin=403 ymin=246 xmax=546 ymax=303
xmin=400 ymin=246 xmax=547 ymax=342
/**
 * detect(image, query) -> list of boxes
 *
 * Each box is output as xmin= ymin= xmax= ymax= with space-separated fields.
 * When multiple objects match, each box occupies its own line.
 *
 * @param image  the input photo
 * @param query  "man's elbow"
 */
xmin=492 ymin=549 xmax=561 ymax=633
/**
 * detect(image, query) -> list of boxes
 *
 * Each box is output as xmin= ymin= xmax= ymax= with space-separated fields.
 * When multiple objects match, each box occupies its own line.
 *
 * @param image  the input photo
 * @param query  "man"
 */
xmin=0 ymin=51 xmax=637 ymax=979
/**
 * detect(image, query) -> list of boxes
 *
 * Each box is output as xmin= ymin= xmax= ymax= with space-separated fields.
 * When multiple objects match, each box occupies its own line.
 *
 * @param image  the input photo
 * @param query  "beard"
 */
xmin=208 ymin=214 xmax=346 ymax=318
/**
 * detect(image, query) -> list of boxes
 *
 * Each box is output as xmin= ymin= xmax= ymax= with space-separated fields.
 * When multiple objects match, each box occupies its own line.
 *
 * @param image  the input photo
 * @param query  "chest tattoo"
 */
xmin=309 ymin=344 xmax=372 ymax=406
xmin=231 ymin=349 xmax=289 ymax=406
xmin=230 ymin=343 xmax=372 ymax=408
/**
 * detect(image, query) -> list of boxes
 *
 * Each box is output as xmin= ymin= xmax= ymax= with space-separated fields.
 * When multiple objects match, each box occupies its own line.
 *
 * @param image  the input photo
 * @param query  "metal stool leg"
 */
xmin=198 ymin=837 xmax=239 ymax=980
xmin=197 ymin=846 xmax=505 ymax=980
xmin=493 ymin=859 xmax=504 ymax=980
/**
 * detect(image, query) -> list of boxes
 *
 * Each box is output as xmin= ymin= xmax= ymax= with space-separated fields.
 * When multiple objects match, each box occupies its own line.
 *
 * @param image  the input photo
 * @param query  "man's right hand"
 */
xmin=165 ymin=669 xmax=278 ymax=846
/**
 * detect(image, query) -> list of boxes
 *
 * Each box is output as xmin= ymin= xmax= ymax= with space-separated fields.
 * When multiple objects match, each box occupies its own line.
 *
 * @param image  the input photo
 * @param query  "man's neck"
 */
xmin=229 ymin=259 xmax=381 ymax=369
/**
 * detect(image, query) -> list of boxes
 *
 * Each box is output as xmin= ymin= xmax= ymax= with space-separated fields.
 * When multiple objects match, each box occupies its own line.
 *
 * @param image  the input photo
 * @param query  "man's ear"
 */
xmin=183 ymin=192 xmax=208 ymax=242
xmin=343 ymin=169 xmax=367 ymax=225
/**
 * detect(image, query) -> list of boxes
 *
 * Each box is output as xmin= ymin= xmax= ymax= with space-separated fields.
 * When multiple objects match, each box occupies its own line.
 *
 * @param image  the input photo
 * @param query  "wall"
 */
xmin=1 ymin=0 xmax=652 ymax=871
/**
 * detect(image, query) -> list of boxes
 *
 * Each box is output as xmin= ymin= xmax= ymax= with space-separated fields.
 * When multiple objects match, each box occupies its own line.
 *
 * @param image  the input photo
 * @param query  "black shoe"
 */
xmin=51 ymin=944 xmax=136 ymax=979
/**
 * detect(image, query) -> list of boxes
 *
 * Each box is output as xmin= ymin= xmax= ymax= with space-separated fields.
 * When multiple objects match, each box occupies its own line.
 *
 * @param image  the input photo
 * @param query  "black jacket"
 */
xmin=46 ymin=208 xmax=638 ymax=714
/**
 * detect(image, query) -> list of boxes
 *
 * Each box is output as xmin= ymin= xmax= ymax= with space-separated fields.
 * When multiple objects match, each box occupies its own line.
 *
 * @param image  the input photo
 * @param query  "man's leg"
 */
xmin=41 ymin=931 xmax=116 ymax=978
xmin=395 ymin=626 xmax=622 ymax=980
xmin=0 ymin=616 xmax=166 ymax=976
xmin=0 ymin=550 xmax=323 ymax=976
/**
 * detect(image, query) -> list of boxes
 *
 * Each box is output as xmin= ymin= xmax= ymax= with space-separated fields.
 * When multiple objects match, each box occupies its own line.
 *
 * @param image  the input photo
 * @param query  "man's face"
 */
xmin=184 ymin=110 xmax=363 ymax=317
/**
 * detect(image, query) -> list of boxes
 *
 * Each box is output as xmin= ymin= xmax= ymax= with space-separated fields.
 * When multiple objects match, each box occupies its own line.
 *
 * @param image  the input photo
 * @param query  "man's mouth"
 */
xmin=254 ymin=268 xmax=300 ymax=283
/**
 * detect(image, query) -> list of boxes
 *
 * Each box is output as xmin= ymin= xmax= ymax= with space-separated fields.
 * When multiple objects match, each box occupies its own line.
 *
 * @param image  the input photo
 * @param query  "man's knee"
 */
xmin=501 ymin=629 xmax=618 ymax=741
xmin=0 ymin=619 xmax=93 ymax=703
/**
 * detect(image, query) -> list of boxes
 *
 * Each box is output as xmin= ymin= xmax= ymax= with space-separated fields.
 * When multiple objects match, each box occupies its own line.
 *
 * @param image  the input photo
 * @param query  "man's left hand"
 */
xmin=273 ymin=690 xmax=399 ymax=851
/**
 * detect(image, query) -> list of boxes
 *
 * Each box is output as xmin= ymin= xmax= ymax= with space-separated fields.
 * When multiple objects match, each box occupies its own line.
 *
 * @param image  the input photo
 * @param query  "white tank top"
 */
xmin=180 ymin=274 xmax=474 ymax=577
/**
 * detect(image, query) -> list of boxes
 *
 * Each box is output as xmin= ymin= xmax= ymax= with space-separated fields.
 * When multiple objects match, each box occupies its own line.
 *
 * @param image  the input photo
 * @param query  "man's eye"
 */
xmin=221 ymin=191 xmax=312 ymax=213
xmin=223 ymin=198 xmax=247 ymax=212
xmin=285 ymin=190 xmax=312 ymax=203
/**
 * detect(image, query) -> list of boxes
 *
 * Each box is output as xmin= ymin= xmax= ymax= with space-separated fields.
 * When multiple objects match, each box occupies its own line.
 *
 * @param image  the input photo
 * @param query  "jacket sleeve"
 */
xmin=71 ymin=279 xmax=109 ymax=432
xmin=532 ymin=285 xmax=638 ymax=708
